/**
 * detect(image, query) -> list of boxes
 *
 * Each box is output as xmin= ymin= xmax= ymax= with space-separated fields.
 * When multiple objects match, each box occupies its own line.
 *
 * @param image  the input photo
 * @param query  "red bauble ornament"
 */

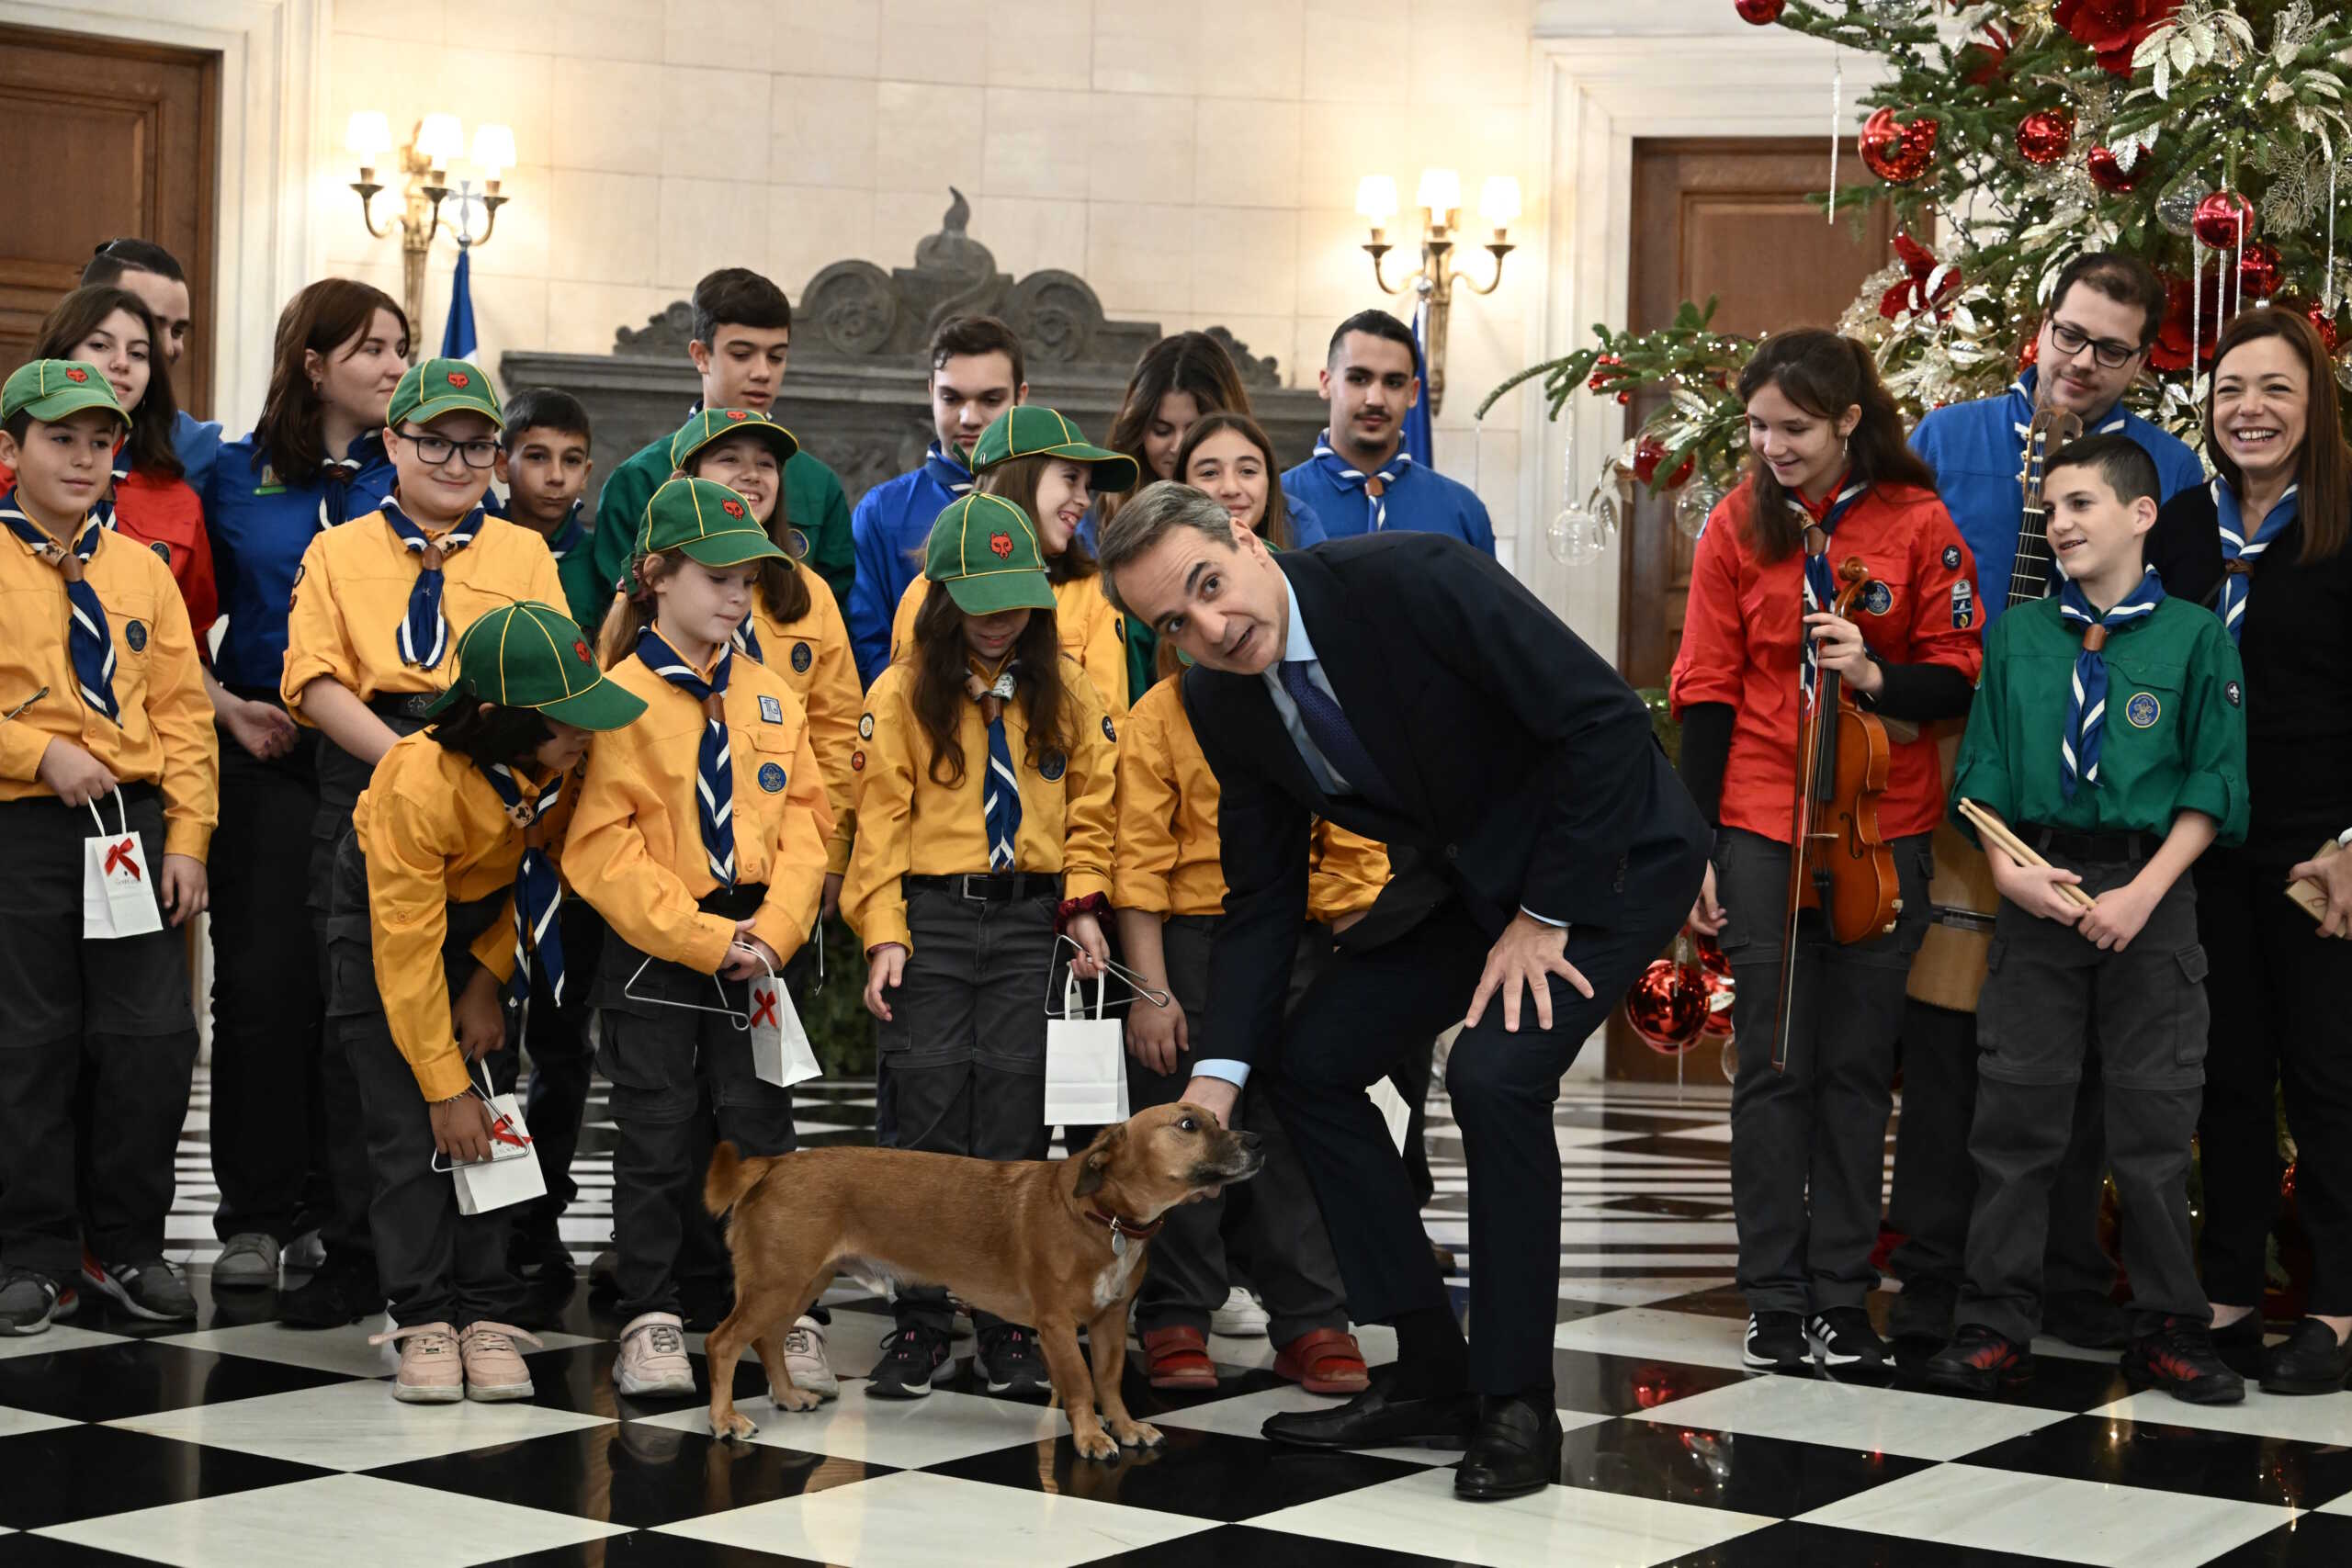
xmin=1860 ymin=107 xmax=1939 ymax=185
xmin=1693 ymin=932 xmax=1735 ymax=1041
xmin=2308 ymin=300 xmax=2343 ymax=354
xmin=2017 ymin=108 xmax=2075 ymax=166
xmin=2236 ymin=241 xmax=2281 ymax=300
xmin=2057 ymin=0 xmax=2188 ymax=78
xmin=2017 ymin=336 xmax=2040 ymax=373
xmin=1615 ymin=390 xmax=1633 ymax=405
xmin=1733 ymin=0 xmax=1786 ymax=22
xmin=1960 ymin=26 xmax=2013 ymax=87
xmin=2086 ymin=145 xmax=2138 ymax=193
xmin=1633 ymin=434 xmax=1694 ymax=490
xmin=2192 ymin=189 xmax=2256 ymax=250
xmin=1626 ymin=958 xmax=1707 ymax=1054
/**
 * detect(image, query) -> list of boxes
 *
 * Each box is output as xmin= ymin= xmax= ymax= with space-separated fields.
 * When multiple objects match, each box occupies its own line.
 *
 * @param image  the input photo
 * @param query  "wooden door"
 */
xmin=1607 ymin=138 xmax=1896 ymax=1083
xmin=0 ymin=25 xmax=219 ymax=414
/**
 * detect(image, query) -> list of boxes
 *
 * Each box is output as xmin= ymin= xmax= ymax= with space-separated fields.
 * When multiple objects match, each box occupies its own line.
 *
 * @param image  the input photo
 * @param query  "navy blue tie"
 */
xmin=1277 ymin=660 xmax=1393 ymax=804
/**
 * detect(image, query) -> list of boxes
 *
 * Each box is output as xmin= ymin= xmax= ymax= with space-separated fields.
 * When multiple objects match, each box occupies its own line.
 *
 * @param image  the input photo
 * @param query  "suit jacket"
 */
xmin=1182 ymin=533 xmax=1708 ymax=1069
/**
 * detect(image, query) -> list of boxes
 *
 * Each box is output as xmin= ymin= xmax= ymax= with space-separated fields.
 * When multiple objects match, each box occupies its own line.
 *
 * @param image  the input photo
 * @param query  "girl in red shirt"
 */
xmin=1668 ymin=328 xmax=1981 ymax=1376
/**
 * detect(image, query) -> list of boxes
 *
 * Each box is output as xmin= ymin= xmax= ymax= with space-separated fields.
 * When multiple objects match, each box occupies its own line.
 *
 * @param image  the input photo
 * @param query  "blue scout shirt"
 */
xmin=1281 ymin=438 xmax=1495 ymax=555
xmin=204 ymin=431 xmax=397 ymax=690
xmin=1910 ymin=367 xmax=2205 ymax=629
xmin=848 ymin=444 xmax=971 ymax=687
xmin=174 ymin=410 xmax=222 ymax=499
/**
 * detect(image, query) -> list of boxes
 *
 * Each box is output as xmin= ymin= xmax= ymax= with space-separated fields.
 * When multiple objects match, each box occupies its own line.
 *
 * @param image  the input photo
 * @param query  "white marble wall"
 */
xmin=318 ymin=0 xmax=1538 ymax=541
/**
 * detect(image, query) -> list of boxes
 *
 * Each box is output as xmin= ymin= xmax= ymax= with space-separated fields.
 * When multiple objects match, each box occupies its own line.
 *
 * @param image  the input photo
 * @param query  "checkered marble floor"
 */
xmin=6 ymin=1071 xmax=2348 ymax=1567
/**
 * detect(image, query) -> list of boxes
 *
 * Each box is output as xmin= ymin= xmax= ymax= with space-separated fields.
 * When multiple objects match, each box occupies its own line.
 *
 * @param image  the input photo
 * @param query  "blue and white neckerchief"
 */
xmin=90 ymin=446 xmax=130 ymax=531
xmin=1311 ymin=430 xmax=1412 ymax=533
xmin=2056 ymin=567 xmax=2167 ymax=798
xmin=967 ymin=663 xmax=1021 ymax=871
xmin=475 ymin=761 xmax=567 ymax=1010
xmin=319 ymin=431 xmax=384 ymax=531
xmin=2 ymin=491 xmax=118 ymax=722
xmin=2212 ymin=477 xmax=2299 ymax=646
xmin=384 ymin=495 xmax=484 ymax=671
xmin=635 ymin=627 xmax=737 ymax=886
xmin=923 ymin=441 xmax=976 ymax=497
xmin=543 ymin=500 xmax=586 ymax=561
xmin=731 ymin=614 xmax=764 ymax=664
xmin=2005 ymin=372 xmax=2127 ymax=449
xmin=1789 ymin=476 xmax=1870 ymax=710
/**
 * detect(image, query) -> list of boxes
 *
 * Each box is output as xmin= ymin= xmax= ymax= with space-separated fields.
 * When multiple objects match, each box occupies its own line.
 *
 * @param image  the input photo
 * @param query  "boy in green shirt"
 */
xmin=499 ymin=389 xmax=609 ymax=638
xmin=1925 ymin=434 xmax=2248 ymax=1404
xmin=586 ymin=268 xmax=854 ymax=609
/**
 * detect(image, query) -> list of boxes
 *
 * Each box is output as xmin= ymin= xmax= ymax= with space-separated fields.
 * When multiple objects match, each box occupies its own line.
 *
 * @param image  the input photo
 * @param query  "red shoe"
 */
xmin=1141 ymin=1325 xmax=1218 ymax=1390
xmin=1274 ymin=1327 xmax=1371 ymax=1395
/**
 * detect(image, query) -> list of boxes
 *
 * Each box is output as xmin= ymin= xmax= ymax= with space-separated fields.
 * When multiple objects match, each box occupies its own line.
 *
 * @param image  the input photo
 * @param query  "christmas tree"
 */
xmin=1487 ymin=0 xmax=2352 ymax=537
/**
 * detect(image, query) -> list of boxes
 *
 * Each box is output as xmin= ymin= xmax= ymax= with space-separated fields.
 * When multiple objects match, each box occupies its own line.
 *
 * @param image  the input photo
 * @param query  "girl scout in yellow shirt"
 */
xmin=666 ymin=408 xmax=860 ymax=916
xmin=566 ymin=477 xmax=832 ymax=1403
xmin=845 ymin=491 xmax=1117 ymax=1401
xmin=332 ymin=602 xmax=644 ymax=1404
xmin=0 ymin=361 xmax=216 ymax=1333
xmin=888 ymin=408 xmax=1138 ymax=718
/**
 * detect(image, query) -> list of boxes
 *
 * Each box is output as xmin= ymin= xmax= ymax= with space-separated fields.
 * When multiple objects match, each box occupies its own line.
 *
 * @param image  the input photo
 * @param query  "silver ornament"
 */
xmin=2157 ymin=177 xmax=2202 ymax=237
xmin=1675 ymin=484 xmax=1725 ymax=541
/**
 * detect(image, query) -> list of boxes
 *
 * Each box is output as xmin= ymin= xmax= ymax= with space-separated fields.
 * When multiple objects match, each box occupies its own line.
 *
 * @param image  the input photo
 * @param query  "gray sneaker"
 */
xmin=211 ymin=1233 xmax=281 ymax=1289
xmin=86 ymin=1258 xmax=198 ymax=1323
xmin=0 ymin=1270 xmax=62 ymax=1336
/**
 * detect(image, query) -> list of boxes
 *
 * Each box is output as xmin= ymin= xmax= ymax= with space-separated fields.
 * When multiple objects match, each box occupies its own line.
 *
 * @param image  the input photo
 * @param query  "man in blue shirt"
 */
xmin=846 ymin=315 xmax=1027 ymax=686
xmin=1282 ymin=310 xmax=1494 ymax=556
xmin=1910 ymin=252 xmax=2205 ymax=626
xmin=79 ymin=239 xmax=222 ymax=492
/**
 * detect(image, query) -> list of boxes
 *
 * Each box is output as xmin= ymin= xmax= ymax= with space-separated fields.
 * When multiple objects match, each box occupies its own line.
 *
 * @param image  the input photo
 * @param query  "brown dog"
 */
xmin=701 ymin=1102 xmax=1263 ymax=1459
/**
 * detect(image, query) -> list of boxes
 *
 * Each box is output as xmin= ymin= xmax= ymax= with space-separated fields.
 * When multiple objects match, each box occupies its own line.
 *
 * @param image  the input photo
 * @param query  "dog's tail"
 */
xmin=704 ymin=1141 xmax=765 ymax=1217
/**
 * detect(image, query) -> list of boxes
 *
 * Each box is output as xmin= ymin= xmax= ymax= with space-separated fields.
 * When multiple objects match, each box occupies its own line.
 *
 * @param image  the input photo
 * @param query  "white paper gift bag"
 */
xmin=749 ymin=955 xmax=820 ymax=1089
xmin=1045 ymin=973 xmax=1129 ymax=1126
xmin=1367 ymin=1074 xmax=1412 ymax=1155
xmin=82 ymin=792 xmax=163 ymax=941
xmin=435 ymin=1067 xmax=547 ymax=1216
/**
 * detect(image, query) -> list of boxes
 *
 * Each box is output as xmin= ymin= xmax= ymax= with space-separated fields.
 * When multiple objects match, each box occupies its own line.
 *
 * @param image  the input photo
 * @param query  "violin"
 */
xmin=1770 ymin=556 xmax=1905 ymax=1071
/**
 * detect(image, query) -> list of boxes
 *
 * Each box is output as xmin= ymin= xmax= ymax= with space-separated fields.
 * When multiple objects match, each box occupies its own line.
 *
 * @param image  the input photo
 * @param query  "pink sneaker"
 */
xmin=458 ymin=1321 xmax=543 ymax=1402
xmin=369 ymin=1322 xmax=463 ymax=1404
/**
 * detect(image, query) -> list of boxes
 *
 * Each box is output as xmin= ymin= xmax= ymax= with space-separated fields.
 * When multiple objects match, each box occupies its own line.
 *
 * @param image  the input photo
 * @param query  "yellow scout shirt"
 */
xmin=0 ymin=514 xmax=218 ymax=859
xmin=566 ymin=650 xmax=831 ymax=974
xmin=352 ymin=731 xmax=567 ymax=1101
xmin=746 ymin=573 xmax=860 ymax=874
xmin=1113 ymin=674 xmax=1387 ymax=921
xmin=887 ymin=571 xmax=1132 ymax=720
xmin=281 ymin=507 xmax=568 ymax=719
xmin=842 ymin=652 xmax=1117 ymax=953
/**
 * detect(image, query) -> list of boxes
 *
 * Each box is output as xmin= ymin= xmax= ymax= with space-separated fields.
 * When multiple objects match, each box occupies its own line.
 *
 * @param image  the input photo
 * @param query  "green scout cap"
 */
xmin=389 ymin=357 xmax=503 ymax=429
xmin=669 ymin=407 xmax=800 ymax=471
xmin=637 ymin=476 xmax=786 ymax=568
xmin=969 ymin=407 xmax=1139 ymax=493
xmin=2 ymin=360 xmax=128 ymax=428
xmin=924 ymin=493 xmax=1055 ymax=616
xmin=423 ymin=601 xmax=648 ymax=730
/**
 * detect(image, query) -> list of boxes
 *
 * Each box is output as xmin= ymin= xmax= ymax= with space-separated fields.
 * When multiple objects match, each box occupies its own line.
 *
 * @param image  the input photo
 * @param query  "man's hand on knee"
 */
xmin=1463 ymin=912 xmax=1592 ymax=1033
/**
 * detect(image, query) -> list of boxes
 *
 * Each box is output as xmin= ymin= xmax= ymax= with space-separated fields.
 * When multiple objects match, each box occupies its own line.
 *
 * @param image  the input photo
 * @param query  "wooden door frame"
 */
xmin=0 ymin=0 xmax=326 ymax=430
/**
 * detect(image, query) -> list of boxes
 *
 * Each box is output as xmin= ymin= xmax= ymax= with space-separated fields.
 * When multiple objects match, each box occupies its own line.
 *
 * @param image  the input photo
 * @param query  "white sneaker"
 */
xmin=615 ymin=1311 xmax=697 ymax=1398
xmin=782 ymin=1314 xmax=840 ymax=1401
xmin=1211 ymin=1287 xmax=1270 ymax=1338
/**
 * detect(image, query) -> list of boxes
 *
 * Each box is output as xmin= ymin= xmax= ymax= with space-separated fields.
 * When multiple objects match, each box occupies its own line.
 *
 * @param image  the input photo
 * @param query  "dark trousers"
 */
xmin=483 ymin=897 xmax=606 ymax=1242
xmin=206 ymin=717 xmax=328 ymax=1247
xmin=1715 ymin=828 xmax=1932 ymax=1314
xmin=2194 ymin=843 xmax=2352 ymax=1315
xmin=325 ymin=837 xmax=523 ymax=1329
xmin=0 ymin=793 xmax=197 ymax=1280
xmin=1958 ymin=854 xmax=2209 ymax=1344
xmin=1290 ymin=927 xmax=1437 ymax=1214
xmin=881 ymin=886 xmax=1057 ymax=1335
xmin=1270 ymin=882 xmax=1697 ymax=1395
xmin=1131 ymin=917 xmax=1347 ymax=1345
xmin=595 ymin=913 xmax=800 ymax=1323
xmin=1888 ymin=998 xmax=2116 ymax=1300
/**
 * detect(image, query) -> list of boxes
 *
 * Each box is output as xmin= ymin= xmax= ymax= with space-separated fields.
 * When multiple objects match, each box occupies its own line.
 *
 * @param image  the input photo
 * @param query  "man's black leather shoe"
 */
xmin=1454 ymin=1395 xmax=1562 ymax=1501
xmin=2261 ymin=1317 xmax=2352 ymax=1395
xmin=1261 ymin=1367 xmax=1475 ymax=1450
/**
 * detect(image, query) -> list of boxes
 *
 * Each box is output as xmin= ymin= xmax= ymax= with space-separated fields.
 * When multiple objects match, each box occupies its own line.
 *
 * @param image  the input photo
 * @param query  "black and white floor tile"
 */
xmin=6 ymin=1070 xmax=2348 ymax=1566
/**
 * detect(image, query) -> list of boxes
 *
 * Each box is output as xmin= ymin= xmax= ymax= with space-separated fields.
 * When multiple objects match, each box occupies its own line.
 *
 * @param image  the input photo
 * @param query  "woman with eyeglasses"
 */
xmin=2146 ymin=307 xmax=2352 ymax=1397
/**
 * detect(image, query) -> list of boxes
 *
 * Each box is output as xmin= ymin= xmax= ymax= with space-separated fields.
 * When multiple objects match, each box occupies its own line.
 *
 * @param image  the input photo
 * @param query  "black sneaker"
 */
xmin=84 ymin=1257 xmax=197 ymax=1323
xmin=2043 ymin=1289 xmax=2132 ymax=1350
xmin=1807 ymin=1306 xmax=1892 ymax=1371
xmin=278 ymin=1259 xmax=380 ymax=1329
xmin=2259 ymin=1318 xmax=2352 ymax=1397
xmin=977 ymin=1325 xmax=1050 ymax=1397
xmin=2122 ymin=1316 xmax=2245 ymax=1405
xmin=511 ymin=1227 xmax=576 ymax=1284
xmin=1920 ymin=1325 xmax=2033 ymax=1393
xmin=866 ymin=1325 xmax=952 ymax=1399
xmin=2210 ymin=1314 xmax=2268 ymax=1380
xmin=0 ymin=1269 xmax=63 ymax=1336
xmin=1743 ymin=1311 xmax=1808 ymax=1372
xmin=1888 ymin=1278 xmax=1958 ymax=1342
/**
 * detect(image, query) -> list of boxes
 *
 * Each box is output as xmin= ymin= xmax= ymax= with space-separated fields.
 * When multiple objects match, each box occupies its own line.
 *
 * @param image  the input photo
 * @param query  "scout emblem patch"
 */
xmin=858 ymin=713 xmax=875 ymax=739
xmin=2224 ymin=679 xmax=2242 ymax=707
xmin=851 ymin=749 xmax=865 ymax=771
xmin=1941 ymin=544 xmax=1962 ymax=570
xmin=759 ymin=694 xmax=784 ymax=725
xmin=150 ymin=540 xmax=172 ymax=565
xmin=1040 ymin=750 xmax=1067 ymax=782
xmin=989 ymin=531 xmax=1014 ymax=559
xmin=1860 ymin=581 xmax=1894 ymax=616
xmin=1950 ymin=580 xmax=1975 ymax=629
xmin=2125 ymin=692 xmax=2160 ymax=728
xmin=758 ymin=761 xmax=787 ymax=793
xmin=124 ymin=620 xmax=147 ymax=652
xmin=791 ymin=641 xmax=812 ymax=673
xmin=1102 ymin=716 xmax=1116 ymax=742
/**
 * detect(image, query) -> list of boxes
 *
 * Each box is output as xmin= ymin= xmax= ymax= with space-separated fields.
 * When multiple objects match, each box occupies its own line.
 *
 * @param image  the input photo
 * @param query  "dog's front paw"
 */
xmin=1109 ymin=1417 xmax=1164 ymax=1450
xmin=710 ymin=1410 xmax=759 ymax=1442
xmin=1072 ymin=1424 xmax=1121 ymax=1461
xmin=771 ymin=1384 xmax=823 ymax=1413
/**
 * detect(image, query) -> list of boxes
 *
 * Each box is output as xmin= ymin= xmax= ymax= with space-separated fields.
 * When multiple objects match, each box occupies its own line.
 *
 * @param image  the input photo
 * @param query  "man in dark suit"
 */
xmin=1098 ymin=482 xmax=1709 ymax=1500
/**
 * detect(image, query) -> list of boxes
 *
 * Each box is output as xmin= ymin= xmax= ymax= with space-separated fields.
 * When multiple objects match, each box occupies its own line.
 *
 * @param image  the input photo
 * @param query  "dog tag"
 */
xmin=1111 ymin=1229 xmax=1127 ymax=1259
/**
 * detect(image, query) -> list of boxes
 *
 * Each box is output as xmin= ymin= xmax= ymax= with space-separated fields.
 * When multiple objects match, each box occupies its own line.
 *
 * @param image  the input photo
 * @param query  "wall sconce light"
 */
xmin=1358 ymin=168 xmax=1519 ymax=414
xmin=347 ymin=110 xmax=515 ymax=339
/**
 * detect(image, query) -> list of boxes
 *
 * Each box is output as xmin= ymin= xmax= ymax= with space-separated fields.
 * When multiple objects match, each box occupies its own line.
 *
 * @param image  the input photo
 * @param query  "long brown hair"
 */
xmin=1102 ymin=332 xmax=1251 ymax=523
xmin=1735 ymin=329 xmax=1936 ymax=563
xmin=597 ymin=552 xmax=684 ymax=668
xmin=683 ymin=448 xmax=812 ymax=626
xmin=907 ymin=581 xmax=1071 ymax=789
xmin=979 ymin=456 xmax=1098 ymax=584
xmin=252 ymin=278 xmax=409 ymax=486
xmin=2205 ymin=308 xmax=2348 ymax=562
xmin=35 ymin=287 xmax=183 ymax=482
xmin=1173 ymin=411 xmax=1293 ymax=550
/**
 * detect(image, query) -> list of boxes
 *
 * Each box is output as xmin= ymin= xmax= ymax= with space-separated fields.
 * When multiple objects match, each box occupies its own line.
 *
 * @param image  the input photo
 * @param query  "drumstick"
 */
xmin=1956 ymin=799 xmax=2099 ymax=911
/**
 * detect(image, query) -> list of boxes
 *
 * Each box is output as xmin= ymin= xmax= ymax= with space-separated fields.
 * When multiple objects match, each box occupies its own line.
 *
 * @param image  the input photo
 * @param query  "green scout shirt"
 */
xmin=588 ymin=434 xmax=856 ymax=611
xmin=553 ymin=547 xmax=609 ymax=643
xmin=1950 ymin=593 xmax=2249 ymax=847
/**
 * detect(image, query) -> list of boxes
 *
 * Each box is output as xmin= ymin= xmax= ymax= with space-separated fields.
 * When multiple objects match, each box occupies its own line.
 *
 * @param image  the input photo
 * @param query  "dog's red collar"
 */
xmin=1083 ymin=1206 xmax=1164 ymax=1243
